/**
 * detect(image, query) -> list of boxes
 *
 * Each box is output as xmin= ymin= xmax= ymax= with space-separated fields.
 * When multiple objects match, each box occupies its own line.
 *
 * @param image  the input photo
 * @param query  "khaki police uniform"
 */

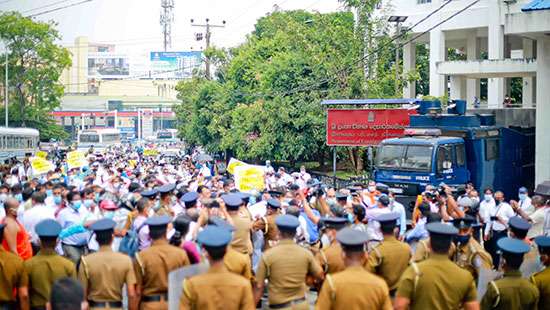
xmin=316 ymin=266 xmax=392 ymax=310
xmin=179 ymin=264 xmax=254 ymax=310
xmin=24 ymin=248 xmax=76 ymax=308
xmin=79 ymin=245 xmax=136 ymax=309
xmin=450 ymin=237 xmax=493 ymax=280
xmin=230 ymin=213 xmax=253 ymax=255
xmin=366 ymin=235 xmax=411 ymax=292
xmin=396 ymin=253 xmax=477 ymax=310
xmin=480 ymin=270 xmax=539 ymax=310
xmin=134 ymin=239 xmax=190 ymax=310
xmin=256 ymin=239 xmax=323 ymax=309
xmin=0 ymin=249 xmax=28 ymax=306
xmin=412 ymin=238 xmax=454 ymax=262
xmin=224 ymin=246 xmax=253 ymax=282
xmin=531 ymin=267 xmax=550 ymax=310
xmin=316 ymin=241 xmax=345 ymax=275
xmin=253 ymin=214 xmax=279 ymax=250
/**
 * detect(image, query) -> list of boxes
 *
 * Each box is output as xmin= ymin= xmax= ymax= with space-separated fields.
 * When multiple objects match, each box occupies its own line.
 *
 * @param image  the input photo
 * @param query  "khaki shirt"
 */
xmin=481 ymin=270 xmax=539 ymax=310
xmin=224 ymin=247 xmax=253 ymax=282
xmin=256 ymin=239 xmax=322 ymax=305
xmin=366 ymin=235 xmax=411 ymax=290
xmin=0 ymin=249 xmax=28 ymax=302
xmin=450 ymin=238 xmax=493 ymax=280
xmin=230 ymin=213 xmax=253 ymax=255
xmin=134 ymin=239 xmax=190 ymax=297
xmin=180 ymin=264 xmax=254 ymax=310
xmin=316 ymin=241 xmax=345 ymax=275
xmin=79 ymin=245 xmax=136 ymax=301
xmin=24 ymin=248 xmax=76 ymax=307
xmin=252 ymin=214 xmax=279 ymax=250
xmin=316 ymin=265 xmax=392 ymax=310
xmin=396 ymin=253 xmax=477 ymax=310
xmin=531 ymin=267 xmax=550 ymax=310
xmin=412 ymin=238 xmax=454 ymax=262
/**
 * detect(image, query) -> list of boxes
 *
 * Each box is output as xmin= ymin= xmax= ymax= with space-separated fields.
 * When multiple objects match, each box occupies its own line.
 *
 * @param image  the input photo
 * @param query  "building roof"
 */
xmin=522 ymin=0 xmax=550 ymax=11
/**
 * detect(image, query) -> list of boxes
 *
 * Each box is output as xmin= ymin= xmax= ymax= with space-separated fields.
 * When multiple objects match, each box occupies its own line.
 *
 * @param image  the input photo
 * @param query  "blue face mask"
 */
xmin=454 ymin=234 xmax=471 ymax=245
xmin=71 ymin=201 xmax=82 ymax=211
xmin=94 ymin=193 xmax=100 ymax=203
xmin=46 ymin=189 xmax=53 ymax=197
xmin=83 ymin=199 xmax=94 ymax=208
xmin=14 ymin=193 xmax=23 ymax=203
xmin=518 ymin=194 xmax=526 ymax=201
xmin=347 ymin=213 xmax=354 ymax=223
xmin=103 ymin=211 xmax=115 ymax=219
xmin=53 ymin=195 xmax=62 ymax=205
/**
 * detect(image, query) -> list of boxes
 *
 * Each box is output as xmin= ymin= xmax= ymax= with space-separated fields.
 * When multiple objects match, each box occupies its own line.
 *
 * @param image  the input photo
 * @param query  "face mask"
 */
xmin=454 ymin=234 xmax=470 ymax=245
xmin=0 ymin=193 xmax=7 ymax=202
xmin=347 ymin=213 xmax=354 ymax=223
xmin=94 ymin=193 xmax=100 ymax=203
xmin=46 ymin=189 xmax=53 ymax=197
xmin=327 ymin=198 xmax=336 ymax=206
xmin=368 ymin=186 xmax=376 ymax=193
xmin=14 ymin=193 xmax=22 ymax=203
xmin=153 ymin=201 xmax=161 ymax=211
xmin=518 ymin=194 xmax=526 ymax=201
xmin=484 ymin=194 xmax=492 ymax=202
xmin=83 ymin=199 xmax=94 ymax=208
xmin=103 ymin=211 xmax=115 ymax=219
xmin=71 ymin=200 xmax=82 ymax=211
xmin=53 ymin=195 xmax=62 ymax=205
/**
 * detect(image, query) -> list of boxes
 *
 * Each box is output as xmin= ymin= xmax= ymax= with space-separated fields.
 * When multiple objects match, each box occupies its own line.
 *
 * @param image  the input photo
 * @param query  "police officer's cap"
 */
xmin=182 ymin=191 xmax=199 ymax=207
xmin=335 ymin=192 xmax=347 ymax=201
xmin=376 ymin=183 xmax=389 ymax=194
xmin=157 ymin=183 xmax=176 ymax=194
xmin=348 ymin=186 xmax=362 ymax=194
xmin=534 ymin=236 xmax=550 ymax=252
xmin=452 ymin=215 xmax=476 ymax=229
xmin=197 ymin=226 xmax=232 ymax=248
xmin=141 ymin=189 xmax=158 ymax=198
xmin=275 ymin=214 xmax=300 ymax=232
xmin=145 ymin=215 xmax=171 ymax=228
xmin=336 ymin=227 xmax=368 ymax=252
xmin=236 ymin=192 xmax=252 ymax=203
xmin=323 ymin=217 xmax=348 ymax=230
xmin=35 ymin=219 xmax=62 ymax=237
xmin=497 ymin=237 xmax=530 ymax=255
xmin=426 ymin=222 xmax=458 ymax=236
xmin=222 ymin=194 xmax=243 ymax=210
xmin=267 ymin=198 xmax=281 ymax=209
xmin=89 ymin=218 xmax=116 ymax=232
xmin=509 ymin=216 xmax=531 ymax=232
xmin=268 ymin=189 xmax=284 ymax=198
xmin=378 ymin=195 xmax=390 ymax=206
xmin=209 ymin=217 xmax=235 ymax=232
xmin=376 ymin=212 xmax=400 ymax=224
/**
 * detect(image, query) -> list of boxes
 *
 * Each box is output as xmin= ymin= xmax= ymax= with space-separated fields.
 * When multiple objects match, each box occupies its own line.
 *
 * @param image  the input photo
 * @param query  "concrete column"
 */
xmin=403 ymin=42 xmax=416 ymax=98
xmin=535 ymin=37 xmax=550 ymax=185
xmin=522 ymin=38 xmax=534 ymax=107
xmin=466 ymin=31 xmax=480 ymax=106
xmin=487 ymin=1 xmax=504 ymax=108
xmin=430 ymin=30 xmax=446 ymax=97
xmin=450 ymin=76 xmax=465 ymax=100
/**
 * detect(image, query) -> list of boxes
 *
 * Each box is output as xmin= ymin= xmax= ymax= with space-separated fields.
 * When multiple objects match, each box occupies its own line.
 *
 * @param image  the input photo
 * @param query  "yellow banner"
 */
xmin=143 ymin=149 xmax=159 ymax=156
xmin=30 ymin=157 xmax=55 ymax=175
xmin=67 ymin=151 xmax=88 ymax=170
xmin=36 ymin=151 xmax=48 ymax=159
xmin=234 ymin=165 xmax=265 ymax=192
xmin=227 ymin=158 xmax=247 ymax=175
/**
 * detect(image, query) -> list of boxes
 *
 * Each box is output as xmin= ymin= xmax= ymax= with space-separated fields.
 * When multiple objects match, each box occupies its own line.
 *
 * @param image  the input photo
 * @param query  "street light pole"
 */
xmin=388 ymin=15 xmax=408 ymax=96
xmin=4 ymin=47 xmax=8 ymax=127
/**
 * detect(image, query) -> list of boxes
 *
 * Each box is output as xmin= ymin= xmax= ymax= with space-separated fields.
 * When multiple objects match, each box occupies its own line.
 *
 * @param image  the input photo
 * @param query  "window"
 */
xmin=455 ymin=143 xmax=466 ymax=166
xmin=102 ymin=134 xmax=120 ymax=143
xmin=376 ymin=144 xmax=433 ymax=172
xmin=79 ymin=134 xmax=100 ymax=143
xmin=417 ymin=0 xmax=432 ymax=4
xmin=485 ymin=139 xmax=500 ymax=160
xmin=436 ymin=145 xmax=452 ymax=173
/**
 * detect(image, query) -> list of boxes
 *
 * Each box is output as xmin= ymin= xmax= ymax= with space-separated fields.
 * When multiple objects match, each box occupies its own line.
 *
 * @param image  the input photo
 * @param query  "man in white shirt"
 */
xmin=22 ymin=191 xmax=55 ymax=250
xmin=517 ymin=187 xmax=534 ymax=215
xmin=479 ymin=188 xmax=496 ymax=230
xmin=512 ymin=195 xmax=548 ymax=239
xmin=484 ymin=191 xmax=515 ymax=267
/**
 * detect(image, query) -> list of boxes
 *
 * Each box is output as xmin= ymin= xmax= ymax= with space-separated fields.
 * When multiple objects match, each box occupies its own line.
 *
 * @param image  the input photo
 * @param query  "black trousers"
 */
xmin=485 ymin=230 xmax=507 ymax=268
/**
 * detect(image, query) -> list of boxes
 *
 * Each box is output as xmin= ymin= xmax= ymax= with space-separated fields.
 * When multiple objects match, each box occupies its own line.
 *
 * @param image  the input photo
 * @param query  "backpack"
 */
xmin=119 ymin=222 xmax=145 ymax=258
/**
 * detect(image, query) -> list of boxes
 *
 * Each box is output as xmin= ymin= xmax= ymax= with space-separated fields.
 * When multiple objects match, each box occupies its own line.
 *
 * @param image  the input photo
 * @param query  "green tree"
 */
xmin=0 ymin=12 xmax=71 ymax=140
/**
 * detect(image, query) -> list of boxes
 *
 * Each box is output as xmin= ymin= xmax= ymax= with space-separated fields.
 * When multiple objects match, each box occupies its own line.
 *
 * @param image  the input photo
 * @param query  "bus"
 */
xmin=0 ymin=127 xmax=40 ymax=162
xmin=156 ymin=129 xmax=179 ymax=142
xmin=77 ymin=128 xmax=121 ymax=152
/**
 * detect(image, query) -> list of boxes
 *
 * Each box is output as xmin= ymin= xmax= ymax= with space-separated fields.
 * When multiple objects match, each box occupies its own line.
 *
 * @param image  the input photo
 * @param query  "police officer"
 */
xmin=180 ymin=226 xmax=254 ymax=309
xmin=134 ymin=215 xmax=190 ymax=310
xmin=154 ymin=184 xmax=175 ymax=216
xmin=181 ymin=191 xmax=200 ymax=221
xmin=395 ymin=222 xmax=479 ymax=310
xmin=252 ymin=198 xmax=281 ymax=250
xmin=317 ymin=227 xmax=392 ymax=310
xmin=79 ymin=218 xmax=136 ymax=310
xmin=366 ymin=212 xmax=411 ymax=295
xmin=480 ymin=237 xmax=539 ymax=310
xmin=24 ymin=219 xmax=76 ymax=310
xmin=222 ymin=194 xmax=253 ymax=256
xmin=450 ymin=216 xmax=493 ymax=280
xmin=506 ymin=216 xmax=539 ymax=277
xmin=255 ymin=215 xmax=323 ymax=309
xmin=0 ymin=223 xmax=29 ymax=310
xmin=530 ymin=236 xmax=550 ymax=310
xmin=316 ymin=217 xmax=348 ymax=275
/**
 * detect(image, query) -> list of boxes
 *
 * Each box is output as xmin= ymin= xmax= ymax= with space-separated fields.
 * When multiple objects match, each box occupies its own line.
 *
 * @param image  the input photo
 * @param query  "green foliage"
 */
xmin=0 ymin=12 xmax=71 ymax=140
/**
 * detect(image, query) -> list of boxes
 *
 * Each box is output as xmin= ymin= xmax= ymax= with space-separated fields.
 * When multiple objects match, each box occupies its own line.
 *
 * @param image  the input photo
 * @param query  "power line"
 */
xmin=22 ymin=0 xmax=74 ymax=14
xmin=0 ymin=0 xmax=16 ymax=5
xmin=27 ymin=0 xmax=93 ymax=18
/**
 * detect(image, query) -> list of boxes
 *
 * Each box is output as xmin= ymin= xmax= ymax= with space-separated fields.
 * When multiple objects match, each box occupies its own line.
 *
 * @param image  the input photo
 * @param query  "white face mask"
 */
xmin=484 ymin=194 xmax=492 ymax=202
xmin=368 ymin=186 xmax=376 ymax=193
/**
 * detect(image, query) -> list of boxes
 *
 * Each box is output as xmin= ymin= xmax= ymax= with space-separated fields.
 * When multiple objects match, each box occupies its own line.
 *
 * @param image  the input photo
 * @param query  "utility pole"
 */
xmin=388 ymin=16 xmax=408 ymax=96
xmin=160 ymin=0 xmax=174 ymax=52
xmin=4 ymin=47 xmax=7 ymax=127
xmin=190 ymin=18 xmax=226 ymax=79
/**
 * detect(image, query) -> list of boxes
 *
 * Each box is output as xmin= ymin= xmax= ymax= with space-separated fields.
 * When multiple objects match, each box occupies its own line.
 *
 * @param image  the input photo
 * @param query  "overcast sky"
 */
xmin=2 ymin=0 xmax=344 ymax=53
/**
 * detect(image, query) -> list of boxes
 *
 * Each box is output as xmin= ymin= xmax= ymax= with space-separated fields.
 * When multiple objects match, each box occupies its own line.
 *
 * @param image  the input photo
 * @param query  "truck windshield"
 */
xmin=79 ymin=134 xmax=99 ymax=143
xmin=376 ymin=144 xmax=433 ymax=172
